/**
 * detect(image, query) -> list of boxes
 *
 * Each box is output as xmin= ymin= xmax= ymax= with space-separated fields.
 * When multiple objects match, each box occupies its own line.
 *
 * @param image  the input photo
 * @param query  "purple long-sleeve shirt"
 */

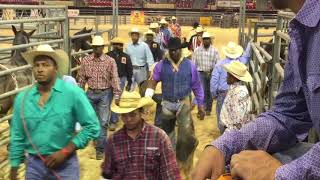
xmin=152 ymin=59 xmax=204 ymax=105
xmin=211 ymin=0 xmax=320 ymax=179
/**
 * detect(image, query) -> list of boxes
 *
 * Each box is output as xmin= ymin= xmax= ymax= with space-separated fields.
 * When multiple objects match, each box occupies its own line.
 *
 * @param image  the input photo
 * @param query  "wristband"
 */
xmin=61 ymin=148 xmax=71 ymax=157
xmin=145 ymin=88 xmax=155 ymax=98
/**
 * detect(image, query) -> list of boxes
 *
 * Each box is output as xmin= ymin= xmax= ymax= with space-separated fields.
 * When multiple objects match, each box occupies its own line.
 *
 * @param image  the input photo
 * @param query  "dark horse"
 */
xmin=71 ymin=27 xmax=92 ymax=79
xmin=0 ymin=25 xmax=35 ymax=115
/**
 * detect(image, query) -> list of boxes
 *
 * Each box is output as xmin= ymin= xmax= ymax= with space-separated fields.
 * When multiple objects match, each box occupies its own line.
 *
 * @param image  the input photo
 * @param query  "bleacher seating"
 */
xmin=86 ymin=0 xmax=134 ymax=8
xmin=176 ymin=0 xmax=193 ymax=9
xmin=0 ymin=0 xmax=39 ymax=4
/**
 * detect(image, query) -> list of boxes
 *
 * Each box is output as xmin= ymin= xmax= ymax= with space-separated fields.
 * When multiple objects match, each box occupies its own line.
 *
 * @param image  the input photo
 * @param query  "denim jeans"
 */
xmin=199 ymin=71 xmax=213 ymax=112
xmin=131 ymin=66 xmax=148 ymax=90
xmin=110 ymin=77 xmax=127 ymax=124
xmin=216 ymin=92 xmax=227 ymax=134
xmin=87 ymin=88 xmax=113 ymax=153
xmin=153 ymin=94 xmax=163 ymax=127
xmin=25 ymin=154 xmax=79 ymax=180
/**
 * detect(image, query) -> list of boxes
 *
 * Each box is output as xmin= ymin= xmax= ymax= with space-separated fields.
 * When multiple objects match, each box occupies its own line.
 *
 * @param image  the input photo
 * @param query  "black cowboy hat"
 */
xmin=167 ymin=37 xmax=184 ymax=50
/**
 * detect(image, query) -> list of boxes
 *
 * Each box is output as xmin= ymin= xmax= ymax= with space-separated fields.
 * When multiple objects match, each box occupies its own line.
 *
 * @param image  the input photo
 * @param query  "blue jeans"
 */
xmin=87 ymin=89 xmax=112 ymax=153
xmin=153 ymin=94 xmax=163 ymax=127
xmin=110 ymin=77 xmax=127 ymax=124
xmin=25 ymin=154 xmax=79 ymax=180
xmin=216 ymin=92 xmax=227 ymax=134
xmin=199 ymin=71 xmax=213 ymax=112
xmin=131 ymin=66 xmax=148 ymax=90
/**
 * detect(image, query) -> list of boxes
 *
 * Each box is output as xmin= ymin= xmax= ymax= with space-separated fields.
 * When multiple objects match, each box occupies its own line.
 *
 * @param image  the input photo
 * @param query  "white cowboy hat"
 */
xmin=195 ymin=26 xmax=205 ymax=33
xmin=149 ymin=22 xmax=159 ymax=29
xmin=22 ymin=44 xmax=69 ymax=77
xmin=92 ymin=36 xmax=105 ymax=46
xmin=172 ymin=16 xmax=177 ymax=20
xmin=222 ymin=41 xmax=244 ymax=59
xmin=202 ymin=32 xmax=213 ymax=39
xmin=222 ymin=61 xmax=252 ymax=82
xmin=111 ymin=91 xmax=155 ymax=114
xmin=110 ymin=37 xmax=125 ymax=44
xmin=144 ymin=29 xmax=156 ymax=37
xmin=159 ymin=19 xmax=168 ymax=24
xmin=128 ymin=27 xmax=141 ymax=36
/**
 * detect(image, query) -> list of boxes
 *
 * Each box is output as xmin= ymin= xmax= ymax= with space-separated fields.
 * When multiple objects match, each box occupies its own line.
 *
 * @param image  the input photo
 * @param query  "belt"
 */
xmin=132 ymin=65 xmax=146 ymax=69
xmin=29 ymin=151 xmax=76 ymax=159
xmin=88 ymin=88 xmax=108 ymax=93
xmin=164 ymin=96 xmax=188 ymax=103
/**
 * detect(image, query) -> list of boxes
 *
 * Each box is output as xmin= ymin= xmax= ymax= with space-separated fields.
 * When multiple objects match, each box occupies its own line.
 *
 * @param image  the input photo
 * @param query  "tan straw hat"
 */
xmin=110 ymin=37 xmax=125 ymax=44
xmin=111 ymin=91 xmax=155 ymax=114
xmin=195 ymin=26 xmax=204 ymax=33
xmin=129 ymin=27 xmax=141 ymax=36
xmin=222 ymin=61 xmax=252 ymax=82
xmin=202 ymin=32 xmax=213 ymax=39
xmin=22 ymin=44 xmax=69 ymax=77
xmin=92 ymin=36 xmax=105 ymax=46
xmin=159 ymin=19 xmax=168 ymax=24
xmin=149 ymin=22 xmax=159 ymax=29
xmin=144 ymin=29 xmax=156 ymax=37
xmin=222 ymin=41 xmax=244 ymax=59
xmin=172 ymin=16 xmax=177 ymax=20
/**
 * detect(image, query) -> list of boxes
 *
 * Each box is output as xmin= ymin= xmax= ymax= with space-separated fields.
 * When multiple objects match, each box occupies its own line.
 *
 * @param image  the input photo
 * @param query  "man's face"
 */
xmin=172 ymin=19 xmax=176 ymax=24
xmin=131 ymin=33 xmax=140 ymax=44
xmin=120 ymin=109 xmax=143 ymax=131
xmin=93 ymin=45 xmax=104 ymax=57
xmin=169 ymin=48 xmax=182 ymax=63
xmin=112 ymin=43 xmax=123 ymax=51
xmin=146 ymin=34 xmax=154 ymax=42
xmin=33 ymin=56 xmax=57 ymax=84
xmin=271 ymin=0 xmax=290 ymax=9
xmin=203 ymin=38 xmax=211 ymax=47
xmin=197 ymin=32 xmax=203 ymax=37
xmin=227 ymin=72 xmax=239 ymax=85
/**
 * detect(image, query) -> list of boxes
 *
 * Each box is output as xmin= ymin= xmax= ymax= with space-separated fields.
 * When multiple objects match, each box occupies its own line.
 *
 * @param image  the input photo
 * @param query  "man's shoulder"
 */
xmin=82 ymin=54 xmax=94 ymax=63
xmin=145 ymin=124 xmax=169 ymax=139
xmin=216 ymin=59 xmax=229 ymax=66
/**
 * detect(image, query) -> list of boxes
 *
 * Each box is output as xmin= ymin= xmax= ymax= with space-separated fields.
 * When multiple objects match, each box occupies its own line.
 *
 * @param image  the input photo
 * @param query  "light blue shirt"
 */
xmin=210 ymin=43 xmax=251 ymax=97
xmin=125 ymin=40 xmax=154 ymax=69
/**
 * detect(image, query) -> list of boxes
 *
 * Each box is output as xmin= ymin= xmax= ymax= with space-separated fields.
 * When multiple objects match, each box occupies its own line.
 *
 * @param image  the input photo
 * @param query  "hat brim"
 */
xmin=22 ymin=50 xmax=69 ymax=77
xmin=223 ymin=65 xmax=253 ymax=82
xmin=111 ymin=97 xmax=155 ymax=114
xmin=144 ymin=32 xmax=156 ymax=37
xmin=222 ymin=46 xmax=244 ymax=59
xmin=129 ymin=31 xmax=141 ymax=36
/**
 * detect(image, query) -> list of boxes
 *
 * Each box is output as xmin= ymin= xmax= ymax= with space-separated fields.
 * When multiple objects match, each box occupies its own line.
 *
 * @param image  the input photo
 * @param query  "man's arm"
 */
xmin=145 ymin=61 xmax=162 ymax=97
xmin=210 ymin=64 xmax=220 ymax=97
xmin=145 ymin=43 xmax=155 ymax=69
xmin=239 ymin=42 xmax=252 ymax=65
xmin=190 ymin=62 xmax=204 ymax=105
xmin=109 ymin=58 xmax=122 ymax=99
xmin=126 ymin=55 xmax=133 ymax=89
xmin=102 ymin=136 xmax=115 ymax=179
xmin=78 ymin=58 xmax=88 ymax=89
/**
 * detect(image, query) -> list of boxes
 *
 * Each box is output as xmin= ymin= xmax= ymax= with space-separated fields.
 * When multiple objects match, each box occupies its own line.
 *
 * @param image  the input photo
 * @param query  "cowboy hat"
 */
xmin=222 ymin=61 xmax=252 ymax=82
xmin=92 ymin=36 xmax=105 ymax=46
xmin=144 ymin=29 xmax=156 ymax=37
xmin=111 ymin=91 xmax=155 ymax=114
xmin=182 ymin=48 xmax=192 ymax=58
xmin=149 ymin=22 xmax=159 ymax=29
xmin=202 ymin=32 xmax=213 ymax=39
xmin=110 ymin=37 xmax=125 ymax=44
xmin=159 ymin=19 xmax=168 ymax=24
xmin=128 ymin=27 xmax=141 ymax=36
xmin=167 ymin=37 xmax=183 ymax=50
xmin=22 ymin=44 xmax=69 ymax=77
xmin=222 ymin=41 xmax=244 ymax=59
xmin=172 ymin=16 xmax=177 ymax=20
xmin=195 ymin=26 xmax=204 ymax=33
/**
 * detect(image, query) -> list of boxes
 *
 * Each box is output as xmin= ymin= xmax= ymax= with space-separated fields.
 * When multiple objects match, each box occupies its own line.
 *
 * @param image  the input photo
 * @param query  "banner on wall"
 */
xmin=68 ymin=9 xmax=80 ymax=17
xmin=130 ymin=11 xmax=145 ymax=25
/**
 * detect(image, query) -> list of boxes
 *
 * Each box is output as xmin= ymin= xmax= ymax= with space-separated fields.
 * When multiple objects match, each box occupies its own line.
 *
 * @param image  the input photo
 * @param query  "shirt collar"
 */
xmin=165 ymin=53 xmax=185 ymax=71
xmin=31 ymin=78 xmax=63 ymax=95
xmin=131 ymin=40 xmax=141 ymax=46
xmin=123 ymin=121 xmax=148 ymax=140
xmin=294 ymin=0 xmax=320 ymax=27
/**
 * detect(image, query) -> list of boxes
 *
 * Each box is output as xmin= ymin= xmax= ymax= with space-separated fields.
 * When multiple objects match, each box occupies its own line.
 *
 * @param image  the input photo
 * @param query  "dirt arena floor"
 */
xmin=0 ymin=23 xmax=274 ymax=180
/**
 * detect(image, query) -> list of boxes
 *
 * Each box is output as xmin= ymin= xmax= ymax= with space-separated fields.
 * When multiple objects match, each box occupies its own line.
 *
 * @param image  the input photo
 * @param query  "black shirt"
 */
xmin=107 ymin=50 xmax=133 ymax=86
xmin=145 ymin=41 xmax=163 ymax=62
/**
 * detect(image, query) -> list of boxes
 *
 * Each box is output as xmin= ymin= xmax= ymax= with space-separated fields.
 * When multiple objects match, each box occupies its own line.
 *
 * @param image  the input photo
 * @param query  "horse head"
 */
xmin=72 ymin=27 xmax=93 ymax=52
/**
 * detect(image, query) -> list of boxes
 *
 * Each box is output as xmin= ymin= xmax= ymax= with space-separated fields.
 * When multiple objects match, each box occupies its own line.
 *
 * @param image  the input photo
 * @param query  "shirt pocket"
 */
xmin=48 ymin=108 xmax=74 ymax=134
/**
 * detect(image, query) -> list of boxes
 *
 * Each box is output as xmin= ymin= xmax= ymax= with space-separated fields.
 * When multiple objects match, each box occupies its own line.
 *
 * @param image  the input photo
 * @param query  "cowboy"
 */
xmin=189 ymin=26 xmax=204 ymax=51
xmin=193 ymin=1 xmax=320 ymax=179
xmin=169 ymin=16 xmax=181 ymax=38
xmin=107 ymin=37 xmax=133 ymax=131
xmin=144 ymin=29 xmax=163 ymax=62
xmin=101 ymin=91 xmax=181 ymax=180
xmin=146 ymin=37 xmax=205 ymax=177
xmin=125 ymin=28 xmax=154 ymax=90
xmin=192 ymin=32 xmax=220 ymax=116
xmin=220 ymin=61 xmax=252 ymax=131
xmin=159 ymin=19 xmax=172 ymax=49
xmin=9 ymin=44 xmax=100 ymax=180
xmin=187 ymin=22 xmax=200 ymax=43
xmin=79 ymin=35 xmax=121 ymax=160
xmin=149 ymin=22 xmax=161 ymax=45
xmin=210 ymin=41 xmax=251 ymax=134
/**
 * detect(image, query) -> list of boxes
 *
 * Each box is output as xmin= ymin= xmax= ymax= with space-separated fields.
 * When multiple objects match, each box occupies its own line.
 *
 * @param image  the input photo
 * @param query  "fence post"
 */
xmin=63 ymin=6 xmax=70 ymax=74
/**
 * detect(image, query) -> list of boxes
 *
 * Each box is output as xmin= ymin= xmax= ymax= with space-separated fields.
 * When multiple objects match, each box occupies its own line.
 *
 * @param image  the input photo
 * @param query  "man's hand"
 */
xmin=44 ymin=150 xmax=67 ymax=169
xmin=115 ymin=98 xmax=120 ymax=106
xmin=10 ymin=168 xmax=18 ymax=180
xmin=192 ymin=146 xmax=225 ymax=180
xmin=230 ymin=150 xmax=282 ymax=180
xmin=197 ymin=105 xmax=205 ymax=120
xmin=125 ymin=85 xmax=131 ymax=91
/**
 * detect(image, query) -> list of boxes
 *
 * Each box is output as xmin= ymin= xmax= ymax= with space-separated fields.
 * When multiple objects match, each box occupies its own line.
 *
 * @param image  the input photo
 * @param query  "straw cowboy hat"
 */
xmin=22 ymin=44 xmax=69 ymax=77
xmin=195 ymin=26 xmax=205 ymax=33
xmin=172 ymin=16 xmax=177 ymax=20
xmin=128 ymin=27 xmax=141 ymax=36
xmin=222 ymin=42 xmax=244 ymax=59
xmin=149 ymin=22 xmax=159 ymax=29
xmin=159 ymin=19 xmax=168 ymax=24
xmin=222 ymin=61 xmax=252 ymax=82
xmin=111 ymin=91 xmax=155 ymax=114
xmin=110 ymin=37 xmax=125 ymax=44
xmin=91 ymin=36 xmax=106 ymax=46
xmin=202 ymin=32 xmax=213 ymax=39
xmin=144 ymin=29 xmax=156 ymax=37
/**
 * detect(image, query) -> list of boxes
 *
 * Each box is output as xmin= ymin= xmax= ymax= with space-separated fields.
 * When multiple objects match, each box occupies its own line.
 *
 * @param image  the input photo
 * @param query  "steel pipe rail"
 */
xmin=276 ymin=31 xmax=291 ymax=42
xmin=277 ymin=11 xmax=295 ymax=19
xmin=0 ymin=39 xmax=64 ymax=52
xmin=71 ymin=49 xmax=93 ymax=56
xmin=275 ymin=63 xmax=284 ymax=79
xmin=0 ymin=5 xmax=66 ymax=9
xmin=0 ymin=65 xmax=32 ymax=77
xmin=251 ymin=43 xmax=265 ymax=65
xmin=255 ymin=43 xmax=272 ymax=62
xmin=0 ymin=85 xmax=33 ymax=100
xmin=0 ymin=17 xmax=66 ymax=25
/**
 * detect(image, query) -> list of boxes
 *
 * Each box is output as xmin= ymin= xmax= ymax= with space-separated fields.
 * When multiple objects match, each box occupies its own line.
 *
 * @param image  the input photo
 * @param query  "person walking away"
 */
xmin=107 ymin=37 xmax=133 ymax=131
xmin=220 ymin=61 xmax=252 ymax=131
xmin=149 ymin=22 xmax=162 ymax=45
xmin=159 ymin=19 xmax=172 ymax=50
xmin=144 ymin=29 xmax=163 ymax=62
xmin=187 ymin=22 xmax=200 ymax=44
xmin=192 ymin=32 xmax=220 ymax=116
xmin=79 ymin=36 xmax=121 ymax=160
xmin=125 ymin=28 xmax=154 ymax=90
xmin=9 ymin=44 xmax=100 ymax=180
xmin=169 ymin=16 xmax=181 ymax=38
xmin=210 ymin=41 xmax=251 ymax=134
xmin=189 ymin=26 xmax=204 ymax=51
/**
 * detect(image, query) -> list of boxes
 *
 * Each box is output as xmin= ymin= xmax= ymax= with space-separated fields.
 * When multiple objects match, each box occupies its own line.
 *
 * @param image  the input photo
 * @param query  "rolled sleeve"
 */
xmin=152 ymin=61 xmax=163 ymax=82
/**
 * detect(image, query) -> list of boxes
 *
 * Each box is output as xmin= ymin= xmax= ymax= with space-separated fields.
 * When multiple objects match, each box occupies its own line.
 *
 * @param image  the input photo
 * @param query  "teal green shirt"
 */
xmin=9 ymin=78 xmax=100 ymax=168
